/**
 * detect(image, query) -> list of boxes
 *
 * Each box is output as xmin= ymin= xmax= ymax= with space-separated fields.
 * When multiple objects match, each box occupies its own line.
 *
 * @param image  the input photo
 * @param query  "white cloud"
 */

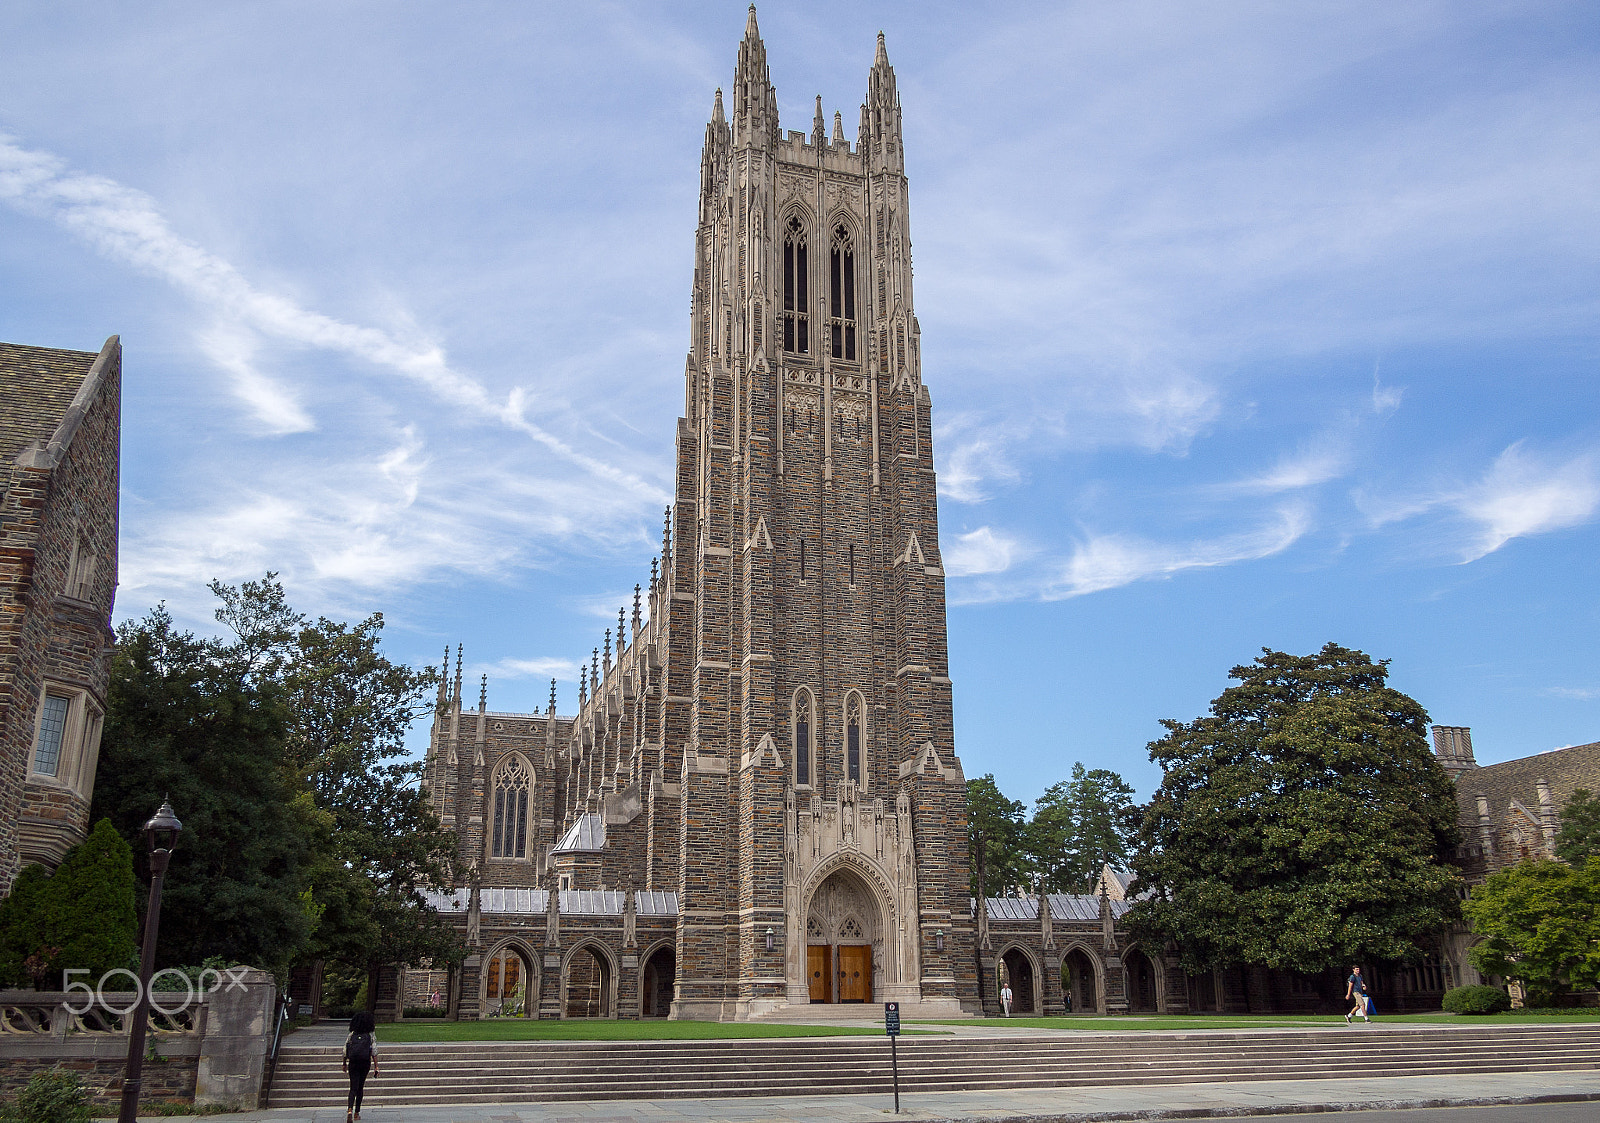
xmin=1544 ymin=686 xmax=1600 ymax=702
xmin=1227 ymin=437 xmax=1349 ymax=495
xmin=945 ymin=527 xmax=1023 ymax=577
xmin=195 ymin=322 xmax=315 ymax=434
xmin=482 ymin=656 xmax=583 ymax=682
xmin=1456 ymin=443 xmax=1600 ymax=561
xmin=1044 ymin=504 xmax=1310 ymax=600
xmin=0 ymin=133 xmax=667 ymax=504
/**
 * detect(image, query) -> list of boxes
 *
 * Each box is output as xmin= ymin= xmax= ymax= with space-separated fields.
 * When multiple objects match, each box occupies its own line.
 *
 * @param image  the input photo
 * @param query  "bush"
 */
xmin=0 ymin=822 xmax=136 ymax=990
xmin=1442 ymin=984 xmax=1512 ymax=1014
xmin=323 ymin=1004 xmax=359 ymax=1020
xmin=403 ymin=1005 xmax=447 ymax=1018
xmin=1 ymin=1068 xmax=93 ymax=1123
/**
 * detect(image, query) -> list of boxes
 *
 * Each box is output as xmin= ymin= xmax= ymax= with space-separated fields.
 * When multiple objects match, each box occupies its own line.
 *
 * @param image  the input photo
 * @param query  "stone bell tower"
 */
xmin=666 ymin=6 xmax=975 ymax=1019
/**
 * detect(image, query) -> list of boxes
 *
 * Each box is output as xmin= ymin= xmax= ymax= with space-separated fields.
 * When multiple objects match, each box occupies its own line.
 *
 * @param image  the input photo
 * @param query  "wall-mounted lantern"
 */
xmin=765 ymin=927 xmax=775 ymax=952
xmin=935 ymin=929 xmax=945 ymax=952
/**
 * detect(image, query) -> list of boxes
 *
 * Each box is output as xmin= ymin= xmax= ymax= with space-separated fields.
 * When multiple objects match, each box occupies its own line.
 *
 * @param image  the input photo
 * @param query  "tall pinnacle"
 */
xmin=712 ymin=87 xmax=725 ymax=126
xmin=876 ymin=30 xmax=889 ymax=67
xmin=813 ymin=94 xmax=826 ymax=145
xmin=745 ymin=3 xmax=759 ymax=40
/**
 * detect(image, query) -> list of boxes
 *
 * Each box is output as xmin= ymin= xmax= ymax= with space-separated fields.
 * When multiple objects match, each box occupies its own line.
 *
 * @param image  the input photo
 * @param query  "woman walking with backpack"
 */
xmin=342 ymin=1009 xmax=379 ymax=1122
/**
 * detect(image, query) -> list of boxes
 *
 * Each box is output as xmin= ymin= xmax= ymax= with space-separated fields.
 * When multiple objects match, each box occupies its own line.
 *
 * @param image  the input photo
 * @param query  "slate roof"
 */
xmin=971 ymin=895 xmax=1130 ymax=921
xmin=552 ymin=813 xmax=607 ymax=853
xmin=560 ymin=889 xmax=624 ymax=915
xmin=420 ymin=886 xmax=678 ymax=916
xmin=0 ymin=341 xmax=99 ymax=468
xmin=1453 ymin=740 xmax=1600 ymax=833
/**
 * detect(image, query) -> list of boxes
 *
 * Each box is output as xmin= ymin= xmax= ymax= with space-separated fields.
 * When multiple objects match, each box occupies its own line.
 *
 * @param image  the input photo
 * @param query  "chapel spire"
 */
xmin=864 ymin=30 xmax=903 ymax=173
xmin=731 ymin=5 xmax=778 ymax=150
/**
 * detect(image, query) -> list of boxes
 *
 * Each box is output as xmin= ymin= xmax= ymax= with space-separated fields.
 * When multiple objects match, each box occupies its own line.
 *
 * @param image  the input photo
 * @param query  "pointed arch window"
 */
xmin=793 ymin=688 xmax=816 ymax=788
xmin=490 ymin=755 xmax=533 ymax=859
xmin=783 ymin=216 xmax=810 ymax=354
xmin=845 ymin=693 xmax=864 ymax=784
xmin=829 ymin=224 xmax=857 ymax=361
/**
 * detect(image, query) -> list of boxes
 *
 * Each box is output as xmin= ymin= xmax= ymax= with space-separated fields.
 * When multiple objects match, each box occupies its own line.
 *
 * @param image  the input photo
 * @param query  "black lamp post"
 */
xmin=118 ymin=799 xmax=182 ymax=1123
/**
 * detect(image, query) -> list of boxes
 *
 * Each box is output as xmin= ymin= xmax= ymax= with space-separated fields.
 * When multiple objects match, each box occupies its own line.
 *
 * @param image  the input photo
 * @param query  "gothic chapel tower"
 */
xmin=667 ymin=8 xmax=974 ymax=1018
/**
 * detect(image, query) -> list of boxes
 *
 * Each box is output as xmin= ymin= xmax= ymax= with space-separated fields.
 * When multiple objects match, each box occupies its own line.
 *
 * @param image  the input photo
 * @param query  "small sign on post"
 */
xmin=885 ymin=1001 xmax=901 ymax=1113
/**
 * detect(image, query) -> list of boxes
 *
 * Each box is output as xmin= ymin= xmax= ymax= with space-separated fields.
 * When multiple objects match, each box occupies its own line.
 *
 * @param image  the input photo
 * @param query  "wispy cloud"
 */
xmin=945 ymin=526 xmax=1024 ymax=577
xmin=1043 ymin=504 xmax=1310 ymax=599
xmin=1455 ymin=443 xmax=1600 ymax=561
xmin=1544 ymin=686 xmax=1600 ymax=701
xmin=1225 ymin=433 xmax=1350 ymax=495
xmin=0 ymin=133 xmax=667 ymax=503
xmin=481 ymin=656 xmax=583 ymax=682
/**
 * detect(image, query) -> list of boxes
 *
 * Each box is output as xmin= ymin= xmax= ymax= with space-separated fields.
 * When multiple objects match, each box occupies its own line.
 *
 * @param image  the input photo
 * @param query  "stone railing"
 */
xmin=0 ymin=967 xmax=277 ymax=1111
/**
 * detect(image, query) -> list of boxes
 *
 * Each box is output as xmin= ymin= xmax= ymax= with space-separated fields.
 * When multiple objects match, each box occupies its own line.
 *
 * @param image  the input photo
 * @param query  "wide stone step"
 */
xmin=265 ymin=1024 xmax=1600 ymax=1108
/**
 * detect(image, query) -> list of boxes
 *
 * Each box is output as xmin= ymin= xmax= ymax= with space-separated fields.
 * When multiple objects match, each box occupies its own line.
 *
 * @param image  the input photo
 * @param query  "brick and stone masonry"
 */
xmin=408 ymin=13 xmax=991 ymax=1020
xmin=0 ymin=336 xmax=121 ymax=890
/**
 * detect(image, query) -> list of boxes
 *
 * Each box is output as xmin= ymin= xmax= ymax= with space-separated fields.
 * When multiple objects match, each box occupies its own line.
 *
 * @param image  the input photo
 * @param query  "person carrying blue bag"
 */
xmin=1344 ymin=965 xmax=1373 ymax=1023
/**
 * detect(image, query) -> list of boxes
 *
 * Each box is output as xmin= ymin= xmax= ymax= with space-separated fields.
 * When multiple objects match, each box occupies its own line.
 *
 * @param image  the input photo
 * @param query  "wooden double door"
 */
xmin=808 ymin=944 xmax=872 ymax=1003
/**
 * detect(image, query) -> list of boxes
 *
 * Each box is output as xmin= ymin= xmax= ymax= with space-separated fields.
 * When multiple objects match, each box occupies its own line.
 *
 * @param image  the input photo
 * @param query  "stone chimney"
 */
xmin=1432 ymin=725 xmax=1478 ymax=779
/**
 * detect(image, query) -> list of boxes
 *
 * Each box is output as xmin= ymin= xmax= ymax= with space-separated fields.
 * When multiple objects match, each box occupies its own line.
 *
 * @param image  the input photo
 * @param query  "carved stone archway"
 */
xmin=802 ymin=866 xmax=887 ymax=1004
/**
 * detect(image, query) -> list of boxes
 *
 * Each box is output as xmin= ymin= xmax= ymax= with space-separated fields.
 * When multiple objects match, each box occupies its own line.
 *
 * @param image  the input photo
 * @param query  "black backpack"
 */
xmin=346 ymin=1030 xmax=373 ymax=1062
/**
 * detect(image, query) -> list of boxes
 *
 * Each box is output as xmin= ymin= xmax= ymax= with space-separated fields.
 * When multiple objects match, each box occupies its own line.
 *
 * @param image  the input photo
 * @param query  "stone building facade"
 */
xmin=0 ymin=337 xmax=121 ymax=891
xmin=418 ymin=11 xmax=977 ymax=1021
xmin=1433 ymin=725 xmax=1600 ymax=996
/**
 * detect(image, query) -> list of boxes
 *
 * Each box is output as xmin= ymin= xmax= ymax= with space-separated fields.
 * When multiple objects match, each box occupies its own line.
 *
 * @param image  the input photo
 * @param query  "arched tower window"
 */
xmin=845 ymin=692 xmax=864 ymax=784
xmin=793 ymin=688 xmax=816 ymax=788
xmin=829 ymin=224 xmax=856 ymax=361
xmin=490 ymin=755 xmax=533 ymax=859
xmin=783 ymin=216 xmax=809 ymax=355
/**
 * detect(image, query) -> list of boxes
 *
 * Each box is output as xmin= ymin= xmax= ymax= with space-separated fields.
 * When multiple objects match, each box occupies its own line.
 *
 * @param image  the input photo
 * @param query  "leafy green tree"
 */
xmin=92 ymin=606 xmax=316 ymax=973
xmin=206 ymin=576 xmax=460 ymax=1009
xmin=0 ymin=821 xmax=137 ymax=988
xmin=1028 ymin=764 xmax=1139 ymax=894
xmin=1464 ymin=858 xmax=1600 ymax=1007
xmin=1128 ymin=643 xmax=1462 ymax=975
xmin=966 ymin=775 xmax=1028 ymax=898
xmin=1556 ymin=789 xmax=1600 ymax=866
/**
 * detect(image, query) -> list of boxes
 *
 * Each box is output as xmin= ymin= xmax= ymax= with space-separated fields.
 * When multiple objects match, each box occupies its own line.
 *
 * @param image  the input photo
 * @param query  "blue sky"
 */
xmin=3 ymin=1 xmax=1597 ymax=808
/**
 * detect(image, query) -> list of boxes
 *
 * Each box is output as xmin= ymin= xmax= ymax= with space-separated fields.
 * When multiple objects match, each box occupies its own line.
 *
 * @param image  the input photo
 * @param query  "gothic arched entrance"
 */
xmin=1063 ymin=947 xmax=1098 ymax=1014
xmin=563 ymin=944 xmax=613 ymax=1018
xmin=999 ymin=947 xmax=1036 ymax=1014
xmin=805 ymin=867 xmax=883 ymax=1004
xmin=480 ymin=944 xmax=535 ymax=1018
xmin=1126 ymin=948 xmax=1159 ymax=1013
xmin=641 ymin=944 xmax=675 ymax=1018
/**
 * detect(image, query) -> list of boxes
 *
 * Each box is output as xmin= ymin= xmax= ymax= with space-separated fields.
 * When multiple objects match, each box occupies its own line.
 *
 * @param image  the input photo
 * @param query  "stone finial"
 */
xmin=875 ymin=30 xmax=890 ymax=68
xmin=662 ymin=507 xmax=672 ymax=567
xmin=832 ymin=110 xmax=845 ymax=144
xmin=633 ymin=585 xmax=643 ymax=631
xmin=479 ymin=674 xmax=487 ymax=712
xmin=604 ymin=629 xmax=612 ymax=668
xmin=651 ymin=556 xmax=659 ymax=592
xmin=591 ymin=649 xmax=600 ymax=692
xmin=579 ymin=677 xmax=587 ymax=706
xmin=549 ymin=678 xmax=557 ymax=715
xmin=812 ymin=94 xmax=826 ymax=144
xmin=617 ymin=607 xmax=627 ymax=652
xmin=712 ymin=87 xmax=725 ymax=126
xmin=452 ymin=645 xmax=463 ymax=706
xmin=744 ymin=3 xmax=759 ymax=40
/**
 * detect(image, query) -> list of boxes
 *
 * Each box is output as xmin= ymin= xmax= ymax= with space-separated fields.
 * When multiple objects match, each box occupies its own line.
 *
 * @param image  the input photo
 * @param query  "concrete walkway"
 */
xmin=121 ymin=1070 xmax=1600 ymax=1122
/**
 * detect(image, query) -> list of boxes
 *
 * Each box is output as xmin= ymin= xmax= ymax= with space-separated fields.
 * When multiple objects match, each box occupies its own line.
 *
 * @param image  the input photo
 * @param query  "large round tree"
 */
xmin=1128 ymin=643 xmax=1462 ymax=974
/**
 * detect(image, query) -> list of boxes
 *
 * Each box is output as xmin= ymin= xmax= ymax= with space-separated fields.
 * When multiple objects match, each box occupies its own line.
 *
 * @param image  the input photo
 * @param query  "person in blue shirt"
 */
xmin=1344 ymin=966 xmax=1372 ymax=1023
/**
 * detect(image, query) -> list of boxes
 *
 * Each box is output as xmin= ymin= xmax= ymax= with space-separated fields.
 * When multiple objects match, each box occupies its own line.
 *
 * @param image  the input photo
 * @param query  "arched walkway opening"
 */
xmin=641 ymin=945 xmax=675 ymax=1018
xmin=805 ymin=866 xmax=884 ymax=1004
xmin=482 ymin=946 xmax=534 ymax=1018
xmin=1188 ymin=966 xmax=1218 ymax=1012
xmin=1062 ymin=948 xmax=1097 ymax=1014
xmin=1126 ymin=948 xmax=1159 ymax=1013
xmin=999 ymin=948 xmax=1036 ymax=1014
xmin=564 ymin=945 xmax=612 ymax=1018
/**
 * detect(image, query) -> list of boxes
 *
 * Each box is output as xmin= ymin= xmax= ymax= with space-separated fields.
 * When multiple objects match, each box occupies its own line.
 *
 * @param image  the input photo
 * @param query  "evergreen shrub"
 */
xmin=1441 ymin=984 xmax=1512 ymax=1014
xmin=0 ymin=1068 xmax=93 ymax=1123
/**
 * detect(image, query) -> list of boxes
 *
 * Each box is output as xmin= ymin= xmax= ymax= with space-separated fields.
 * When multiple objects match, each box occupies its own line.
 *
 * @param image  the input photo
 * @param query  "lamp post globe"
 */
xmin=118 ymin=798 xmax=182 ymax=1123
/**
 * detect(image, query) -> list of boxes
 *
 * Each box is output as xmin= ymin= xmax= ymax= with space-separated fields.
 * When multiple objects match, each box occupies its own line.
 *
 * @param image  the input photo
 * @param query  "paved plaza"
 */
xmin=117 ymin=1069 xmax=1600 ymax=1122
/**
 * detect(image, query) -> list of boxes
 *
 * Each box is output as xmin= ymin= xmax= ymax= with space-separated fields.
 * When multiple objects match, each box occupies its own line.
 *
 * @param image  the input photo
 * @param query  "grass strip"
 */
xmin=911 ymin=1012 xmax=1600 ymax=1032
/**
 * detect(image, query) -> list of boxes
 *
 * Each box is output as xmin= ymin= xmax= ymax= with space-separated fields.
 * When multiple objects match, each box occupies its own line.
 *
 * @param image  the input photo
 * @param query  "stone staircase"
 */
xmin=266 ymin=1023 xmax=1600 ymax=1109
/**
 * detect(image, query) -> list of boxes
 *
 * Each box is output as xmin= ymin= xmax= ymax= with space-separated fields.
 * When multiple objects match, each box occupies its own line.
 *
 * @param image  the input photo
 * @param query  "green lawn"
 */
xmin=378 ymin=1019 xmax=941 ymax=1043
xmin=912 ymin=1012 xmax=1600 ymax=1032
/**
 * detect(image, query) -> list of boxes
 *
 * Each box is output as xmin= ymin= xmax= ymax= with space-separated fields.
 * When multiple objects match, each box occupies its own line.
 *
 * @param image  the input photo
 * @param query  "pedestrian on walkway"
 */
xmin=342 ymin=1008 xmax=379 ymax=1121
xmin=1001 ymin=982 xmax=1014 ymax=1017
xmin=1344 ymin=965 xmax=1372 ymax=1023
